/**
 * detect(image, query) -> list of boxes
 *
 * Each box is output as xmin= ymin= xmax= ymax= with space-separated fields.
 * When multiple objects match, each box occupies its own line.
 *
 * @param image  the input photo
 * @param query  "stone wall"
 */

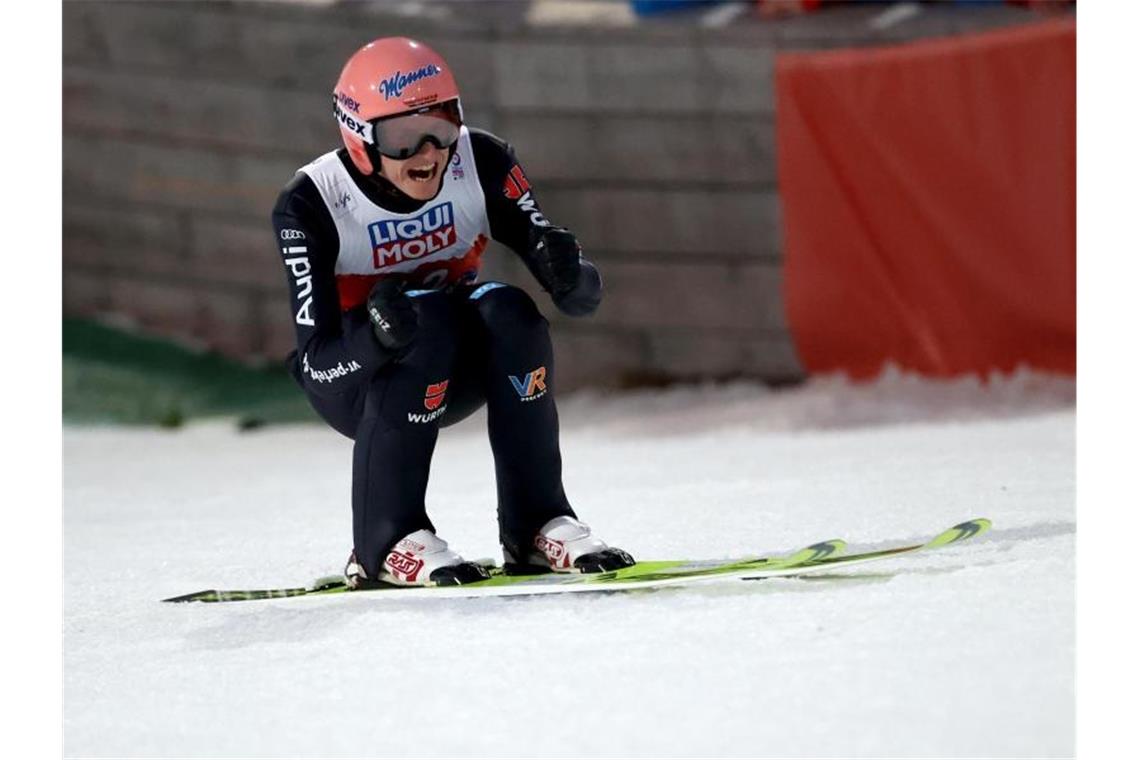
xmin=62 ymin=0 xmax=1039 ymax=389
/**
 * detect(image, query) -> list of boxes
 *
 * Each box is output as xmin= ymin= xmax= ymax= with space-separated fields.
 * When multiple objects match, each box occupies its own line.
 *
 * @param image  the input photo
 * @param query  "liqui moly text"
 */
xmin=368 ymin=202 xmax=457 ymax=269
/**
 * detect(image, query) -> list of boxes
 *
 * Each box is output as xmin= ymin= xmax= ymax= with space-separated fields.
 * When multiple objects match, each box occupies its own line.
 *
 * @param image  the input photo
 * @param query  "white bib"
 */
xmin=299 ymin=126 xmax=490 ymax=309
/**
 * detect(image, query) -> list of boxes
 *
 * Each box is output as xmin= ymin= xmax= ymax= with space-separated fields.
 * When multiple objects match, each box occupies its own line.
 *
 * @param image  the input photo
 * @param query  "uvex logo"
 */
xmin=424 ymin=380 xmax=449 ymax=410
xmin=336 ymin=91 xmax=361 ymax=113
xmin=334 ymin=100 xmax=372 ymax=143
xmin=509 ymin=367 xmax=547 ymax=402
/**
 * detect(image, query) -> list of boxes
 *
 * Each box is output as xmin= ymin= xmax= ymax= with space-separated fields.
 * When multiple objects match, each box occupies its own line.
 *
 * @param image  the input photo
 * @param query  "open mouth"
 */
xmin=407 ymin=163 xmax=439 ymax=183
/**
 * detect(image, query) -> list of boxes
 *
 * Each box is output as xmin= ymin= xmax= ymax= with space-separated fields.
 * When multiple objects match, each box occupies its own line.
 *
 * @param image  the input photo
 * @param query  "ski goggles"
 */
xmin=336 ymin=98 xmax=463 ymax=160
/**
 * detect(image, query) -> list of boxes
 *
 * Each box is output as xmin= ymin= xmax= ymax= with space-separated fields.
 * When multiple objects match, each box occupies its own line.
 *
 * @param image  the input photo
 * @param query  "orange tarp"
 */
xmin=777 ymin=19 xmax=1075 ymax=378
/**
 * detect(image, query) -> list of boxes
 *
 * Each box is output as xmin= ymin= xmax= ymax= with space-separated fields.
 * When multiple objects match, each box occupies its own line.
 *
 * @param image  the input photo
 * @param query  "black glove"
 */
xmin=531 ymin=227 xmax=582 ymax=300
xmin=366 ymin=278 xmax=418 ymax=353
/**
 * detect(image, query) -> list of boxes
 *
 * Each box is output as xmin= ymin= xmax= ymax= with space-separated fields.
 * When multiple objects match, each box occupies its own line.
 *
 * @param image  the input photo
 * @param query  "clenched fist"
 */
xmin=366 ymin=278 xmax=418 ymax=353
xmin=531 ymin=227 xmax=583 ymax=300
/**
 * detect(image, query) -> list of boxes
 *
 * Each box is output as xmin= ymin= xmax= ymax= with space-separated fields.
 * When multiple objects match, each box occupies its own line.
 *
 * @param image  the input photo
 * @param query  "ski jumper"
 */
xmin=270 ymin=127 xmax=603 ymax=577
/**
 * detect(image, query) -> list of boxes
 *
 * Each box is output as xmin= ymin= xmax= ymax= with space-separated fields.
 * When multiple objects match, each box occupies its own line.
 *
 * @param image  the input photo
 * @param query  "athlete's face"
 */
xmin=379 ymin=141 xmax=448 ymax=201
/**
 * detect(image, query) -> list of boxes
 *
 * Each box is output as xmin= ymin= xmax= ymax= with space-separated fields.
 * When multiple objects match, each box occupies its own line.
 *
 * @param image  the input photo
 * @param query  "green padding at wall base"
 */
xmin=63 ymin=318 xmax=317 ymax=428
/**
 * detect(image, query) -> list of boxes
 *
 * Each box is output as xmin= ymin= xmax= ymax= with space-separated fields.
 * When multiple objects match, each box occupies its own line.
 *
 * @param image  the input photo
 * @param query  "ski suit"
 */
xmin=270 ymin=127 xmax=601 ymax=577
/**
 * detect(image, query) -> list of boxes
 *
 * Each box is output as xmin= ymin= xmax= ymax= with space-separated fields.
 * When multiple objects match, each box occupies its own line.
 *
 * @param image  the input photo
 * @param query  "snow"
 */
xmin=64 ymin=368 xmax=1075 ymax=758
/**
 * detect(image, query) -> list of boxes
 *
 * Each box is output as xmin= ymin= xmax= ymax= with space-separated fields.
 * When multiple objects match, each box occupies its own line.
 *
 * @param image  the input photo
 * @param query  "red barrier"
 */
xmin=777 ymin=19 xmax=1075 ymax=378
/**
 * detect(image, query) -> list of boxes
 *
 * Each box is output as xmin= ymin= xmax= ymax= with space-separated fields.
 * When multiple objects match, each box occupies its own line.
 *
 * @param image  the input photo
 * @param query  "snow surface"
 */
xmin=64 ymin=368 xmax=1075 ymax=758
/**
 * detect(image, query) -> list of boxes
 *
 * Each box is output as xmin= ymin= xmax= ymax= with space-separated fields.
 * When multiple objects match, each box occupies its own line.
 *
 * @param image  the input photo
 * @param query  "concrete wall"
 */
xmin=62 ymin=0 xmax=1038 ymax=389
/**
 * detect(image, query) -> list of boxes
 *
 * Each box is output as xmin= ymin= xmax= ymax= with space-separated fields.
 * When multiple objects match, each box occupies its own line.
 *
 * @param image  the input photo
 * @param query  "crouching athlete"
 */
xmin=270 ymin=37 xmax=635 ymax=587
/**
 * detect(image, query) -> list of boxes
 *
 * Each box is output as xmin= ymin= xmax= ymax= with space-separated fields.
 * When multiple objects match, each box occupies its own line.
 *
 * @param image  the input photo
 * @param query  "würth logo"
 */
xmin=509 ymin=367 xmax=547 ymax=402
xmin=503 ymin=164 xmax=549 ymax=227
xmin=424 ymin=380 xmax=449 ymax=410
xmin=502 ymin=164 xmax=530 ymax=200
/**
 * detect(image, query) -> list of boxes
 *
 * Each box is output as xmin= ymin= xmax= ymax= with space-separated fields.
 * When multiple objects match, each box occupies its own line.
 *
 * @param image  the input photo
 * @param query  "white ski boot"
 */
xmin=345 ymin=529 xmax=490 ymax=589
xmin=504 ymin=516 xmax=635 ymax=575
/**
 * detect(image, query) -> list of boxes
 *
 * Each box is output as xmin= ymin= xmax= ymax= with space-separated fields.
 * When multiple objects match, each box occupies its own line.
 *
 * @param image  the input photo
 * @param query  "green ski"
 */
xmin=162 ymin=537 xmax=846 ymax=604
xmin=162 ymin=518 xmax=990 ymax=604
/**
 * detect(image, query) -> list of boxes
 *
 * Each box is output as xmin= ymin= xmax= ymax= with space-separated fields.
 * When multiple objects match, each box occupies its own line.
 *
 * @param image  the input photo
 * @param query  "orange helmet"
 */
xmin=333 ymin=37 xmax=463 ymax=175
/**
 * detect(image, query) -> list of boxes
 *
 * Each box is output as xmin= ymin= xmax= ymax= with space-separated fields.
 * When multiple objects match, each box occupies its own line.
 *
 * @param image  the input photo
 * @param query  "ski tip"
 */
xmin=162 ymin=577 xmax=348 ymax=604
xmin=162 ymin=590 xmax=220 ymax=603
xmin=162 ymin=586 xmax=319 ymax=603
xmin=926 ymin=518 xmax=993 ymax=548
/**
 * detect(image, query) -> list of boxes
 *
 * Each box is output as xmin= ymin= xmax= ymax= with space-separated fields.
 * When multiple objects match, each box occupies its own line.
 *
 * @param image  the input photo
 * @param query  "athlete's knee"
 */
xmin=400 ymin=289 xmax=460 ymax=369
xmin=408 ymin=289 xmax=460 ymax=335
xmin=469 ymin=283 xmax=549 ymax=339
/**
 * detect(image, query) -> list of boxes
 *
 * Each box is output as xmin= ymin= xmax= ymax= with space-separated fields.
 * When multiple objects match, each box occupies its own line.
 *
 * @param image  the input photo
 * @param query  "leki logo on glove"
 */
xmin=368 ymin=202 xmax=457 ymax=269
xmin=384 ymin=551 xmax=425 ymax=583
xmin=379 ymin=64 xmax=442 ymax=101
xmin=509 ymin=367 xmax=547 ymax=402
xmin=424 ymin=380 xmax=449 ymax=411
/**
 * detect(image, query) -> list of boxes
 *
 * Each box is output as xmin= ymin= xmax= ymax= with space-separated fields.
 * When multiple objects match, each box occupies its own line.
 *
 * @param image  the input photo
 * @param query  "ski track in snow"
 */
xmin=64 ymin=369 xmax=1075 ymax=758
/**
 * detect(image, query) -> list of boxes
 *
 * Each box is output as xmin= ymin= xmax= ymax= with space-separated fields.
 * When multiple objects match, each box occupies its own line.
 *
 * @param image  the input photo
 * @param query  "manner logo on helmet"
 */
xmin=379 ymin=64 xmax=442 ymax=101
xmin=368 ymin=202 xmax=457 ymax=269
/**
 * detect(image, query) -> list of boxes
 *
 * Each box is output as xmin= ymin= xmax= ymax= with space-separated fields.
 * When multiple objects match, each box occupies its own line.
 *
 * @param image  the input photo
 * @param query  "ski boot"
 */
xmin=344 ymin=529 xmax=490 ymax=589
xmin=504 ymin=516 xmax=635 ymax=575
